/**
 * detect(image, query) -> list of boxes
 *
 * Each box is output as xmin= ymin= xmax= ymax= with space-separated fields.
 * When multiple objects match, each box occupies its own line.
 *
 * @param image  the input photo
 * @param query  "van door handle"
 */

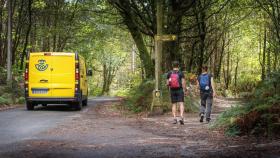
xmin=40 ymin=79 xmax=48 ymax=83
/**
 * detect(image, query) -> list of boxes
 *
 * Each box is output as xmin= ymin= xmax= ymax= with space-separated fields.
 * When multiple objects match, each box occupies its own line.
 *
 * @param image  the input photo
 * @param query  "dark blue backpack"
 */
xmin=199 ymin=74 xmax=211 ymax=91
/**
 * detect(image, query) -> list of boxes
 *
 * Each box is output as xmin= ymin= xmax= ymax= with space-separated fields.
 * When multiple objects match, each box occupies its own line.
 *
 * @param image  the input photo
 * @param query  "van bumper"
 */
xmin=26 ymin=97 xmax=78 ymax=104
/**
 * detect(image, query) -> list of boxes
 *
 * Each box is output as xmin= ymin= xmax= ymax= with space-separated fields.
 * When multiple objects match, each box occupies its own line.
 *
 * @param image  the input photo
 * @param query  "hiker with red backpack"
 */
xmin=197 ymin=66 xmax=216 ymax=123
xmin=166 ymin=61 xmax=187 ymax=125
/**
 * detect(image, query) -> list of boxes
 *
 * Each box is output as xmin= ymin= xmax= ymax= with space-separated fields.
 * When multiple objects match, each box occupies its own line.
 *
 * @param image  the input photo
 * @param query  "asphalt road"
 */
xmin=0 ymin=97 xmax=120 ymax=145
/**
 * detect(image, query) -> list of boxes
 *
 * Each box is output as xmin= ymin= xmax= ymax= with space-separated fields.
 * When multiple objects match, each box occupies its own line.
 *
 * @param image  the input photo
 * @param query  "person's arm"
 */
xmin=196 ymin=76 xmax=200 ymax=91
xmin=182 ymin=78 xmax=187 ymax=92
xmin=181 ymin=73 xmax=187 ymax=95
xmin=211 ymin=77 xmax=216 ymax=97
xmin=166 ymin=72 xmax=170 ymax=87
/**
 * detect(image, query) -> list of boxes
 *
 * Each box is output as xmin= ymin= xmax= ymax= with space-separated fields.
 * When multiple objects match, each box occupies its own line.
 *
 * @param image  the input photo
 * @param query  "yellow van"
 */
xmin=24 ymin=52 xmax=92 ymax=110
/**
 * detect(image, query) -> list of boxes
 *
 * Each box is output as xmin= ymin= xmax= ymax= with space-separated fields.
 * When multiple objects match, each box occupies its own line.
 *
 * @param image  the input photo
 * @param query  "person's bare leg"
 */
xmin=172 ymin=103 xmax=177 ymax=124
xmin=179 ymin=102 xmax=184 ymax=118
xmin=172 ymin=103 xmax=177 ymax=118
xmin=179 ymin=102 xmax=185 ymax=124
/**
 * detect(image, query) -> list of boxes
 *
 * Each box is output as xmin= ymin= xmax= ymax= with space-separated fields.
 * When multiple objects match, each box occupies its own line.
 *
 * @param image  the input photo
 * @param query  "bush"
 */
xmin=124 ymin=80 xmax=154 ymax=113
xmin=0 ymin=67 xmax=6 ymax=85
xmin=1 ymin=93 xmax=14 ymax=104
xmin=0 ymin=97 xmax=9 ymax=105
xmin=16 ymin=97 xmax=26 ymax=104
xmin=214 ymin=71 xmax=280 ymax=137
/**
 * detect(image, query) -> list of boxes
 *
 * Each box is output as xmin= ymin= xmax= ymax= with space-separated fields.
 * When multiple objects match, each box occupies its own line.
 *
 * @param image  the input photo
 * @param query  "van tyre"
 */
xmin=26 ymin=102 xmax=34 ymax=110
xmin=73 ymin=94 xmax=82 ymax=111
xmin=82 ymin=98 xmax=88 ymax=106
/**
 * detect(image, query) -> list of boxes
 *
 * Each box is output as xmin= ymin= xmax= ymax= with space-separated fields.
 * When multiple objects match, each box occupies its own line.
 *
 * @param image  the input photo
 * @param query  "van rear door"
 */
xmin=51 ymin=53 xmax=75 ymax=97
xmin=29 ymin=53 xmax=52 ymax=97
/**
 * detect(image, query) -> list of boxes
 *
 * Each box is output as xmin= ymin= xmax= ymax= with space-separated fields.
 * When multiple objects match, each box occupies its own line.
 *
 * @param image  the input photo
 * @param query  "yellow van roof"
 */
xmin=30 ymin=52 xmax=75 ymax=56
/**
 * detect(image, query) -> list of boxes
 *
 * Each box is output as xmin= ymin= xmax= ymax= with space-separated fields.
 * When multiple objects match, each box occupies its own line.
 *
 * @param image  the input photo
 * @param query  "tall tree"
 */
xmin=7 ymin=0 xmax=12 ymax=83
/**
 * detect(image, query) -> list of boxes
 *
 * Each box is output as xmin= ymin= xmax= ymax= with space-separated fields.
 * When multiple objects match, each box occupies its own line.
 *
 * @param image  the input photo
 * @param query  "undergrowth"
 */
xmin=0 ymin=72 xmax=25 ymax=106
xmin=213 ymin=71 xmax=280 ymax=137
xmin=121 ymin=76 xmax=200 ymax=113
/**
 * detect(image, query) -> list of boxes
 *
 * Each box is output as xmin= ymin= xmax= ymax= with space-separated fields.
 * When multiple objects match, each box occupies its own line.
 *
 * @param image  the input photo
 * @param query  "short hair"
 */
xmin=202 ymin=65 xmax=208 ymax=71
xmin=172 ymin=61 xmax=179 ymax=68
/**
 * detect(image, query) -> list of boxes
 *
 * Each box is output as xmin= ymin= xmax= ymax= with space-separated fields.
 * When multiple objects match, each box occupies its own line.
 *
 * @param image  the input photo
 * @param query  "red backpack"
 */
xmin=169 ymin=71 xmax=180 ymax=89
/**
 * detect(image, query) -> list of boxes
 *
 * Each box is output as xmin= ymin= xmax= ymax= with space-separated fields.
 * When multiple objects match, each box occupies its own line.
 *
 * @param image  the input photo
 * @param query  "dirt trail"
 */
xmin=0 ymin=97 xmax=279 ymax=158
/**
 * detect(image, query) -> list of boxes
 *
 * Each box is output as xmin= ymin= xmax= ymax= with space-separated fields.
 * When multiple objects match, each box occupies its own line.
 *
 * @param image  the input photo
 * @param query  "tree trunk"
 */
xmin=267 ymin=47 xmax=271 ymax=78
xmin=234 ymin=55 xmax=239 ymax=92
xmin=0 ymin=1 xmax=3 ymax=67
xmin=215 ymin=33 xmax=226 ymax=81
xmin=7 ymin=0 xmax=13 ymax=83
xmin=195 ymin=0 xmax=206 ymax=74
xmin=124 ymin=17 xmax=154 ymax=78
xmin=188 ymin=41 xmax=198 ymax=72
xmin=20 ymin=0 xmax=32 ymax=70
xmin=261 ymin=26 xmax=267 ymax=81
xmin=101 ymin=64 xmax=108 ymax=95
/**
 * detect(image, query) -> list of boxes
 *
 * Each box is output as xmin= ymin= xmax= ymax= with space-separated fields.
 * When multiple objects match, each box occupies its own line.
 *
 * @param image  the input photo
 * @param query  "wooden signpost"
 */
xmin=151 ymin=0 xmax=177 ymax=114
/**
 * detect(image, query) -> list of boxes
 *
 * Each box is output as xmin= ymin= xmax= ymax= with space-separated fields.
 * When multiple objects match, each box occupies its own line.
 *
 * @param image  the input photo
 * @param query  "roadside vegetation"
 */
xmin=213 ymin=71 xmax=280 ymax=137
xmin=0 ymin=69 xmax=25 ymax=107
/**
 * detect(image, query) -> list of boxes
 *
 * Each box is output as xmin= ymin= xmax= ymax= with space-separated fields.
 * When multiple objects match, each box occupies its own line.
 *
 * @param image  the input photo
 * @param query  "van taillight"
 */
xmin=75 ymin=62 xmax=79 ymax=91
xmin=24 ymin=63 xmax=29 ymax=81
xmin=75 ymin=63 xmax=80 ymax=80
xmin=24 ymin=70 xmax=28 ymax=80
xmin=24 ymin=62 xmax=29 ymax=93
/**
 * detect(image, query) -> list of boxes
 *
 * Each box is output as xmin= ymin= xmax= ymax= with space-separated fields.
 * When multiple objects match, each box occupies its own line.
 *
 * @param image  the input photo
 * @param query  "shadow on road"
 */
xmin=33 ymin=104 xmax=77 ymax=112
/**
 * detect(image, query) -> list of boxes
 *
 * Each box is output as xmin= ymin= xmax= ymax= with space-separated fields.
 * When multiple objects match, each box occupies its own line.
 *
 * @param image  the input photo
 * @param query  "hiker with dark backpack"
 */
xmin=197 ymin=66 xmax=216 ymax=123
xmin=166 ymin=61 xmax=187 ymax=125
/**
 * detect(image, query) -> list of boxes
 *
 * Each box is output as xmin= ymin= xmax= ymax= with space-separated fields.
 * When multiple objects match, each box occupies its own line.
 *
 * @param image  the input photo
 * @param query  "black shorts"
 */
xmin=170 ymin=89 xmax=184 ymax=103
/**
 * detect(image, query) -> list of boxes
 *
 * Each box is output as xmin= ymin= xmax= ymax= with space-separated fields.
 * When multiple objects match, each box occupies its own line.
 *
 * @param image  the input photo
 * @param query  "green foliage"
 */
xmin=120 ymin=74 xmax=200 ymax=113
xmin=90 ymin=87 xmax=103 ymax=96
xmin=0 ymin=93 xmax=13 ymax=105
xmin=0 ymin=67 xmax=6 ymax=85
xmin=0 ymin=97 xmax=9 ymax=105
xmin=17 ymin=97 xmax=26 ymax=104
xmin=123 ymin=80 xmax=154 ymax=113
xmin=225 ymin=125 xmax=241 ymax=137
xmin=184 ymin=95 xmax=200 ymax=113
xmin=212 ymin=105 xmax=248 ymax=129
xmin=214 ymin=71 xmax=280 ymax=137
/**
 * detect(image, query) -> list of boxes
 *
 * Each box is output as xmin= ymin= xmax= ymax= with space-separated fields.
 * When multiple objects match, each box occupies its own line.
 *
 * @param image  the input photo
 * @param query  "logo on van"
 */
xmin=35 ymin=60 xmax=48 ymax=71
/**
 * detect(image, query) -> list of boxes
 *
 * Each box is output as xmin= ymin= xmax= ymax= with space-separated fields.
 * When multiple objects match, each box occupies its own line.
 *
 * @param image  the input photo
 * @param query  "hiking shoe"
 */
xmin=206 ymin=118 xmax=211 ymax=123
xmin=173 ymin=119 xmax=177 ymax=124
xmin=199 ymin=114 xmax=204 ymax=123
xmin=179 ymin=118 xmax=184 ymax=125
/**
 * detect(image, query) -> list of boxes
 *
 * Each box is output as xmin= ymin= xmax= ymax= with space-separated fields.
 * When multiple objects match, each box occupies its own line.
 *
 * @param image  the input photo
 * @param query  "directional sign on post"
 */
xmin=155 ymin=34 xmax=177 ymax=41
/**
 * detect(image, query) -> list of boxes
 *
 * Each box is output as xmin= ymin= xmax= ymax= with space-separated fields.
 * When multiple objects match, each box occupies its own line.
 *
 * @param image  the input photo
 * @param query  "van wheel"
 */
xmin=82 ymin=98 xmax=88 ymax=106
xmin=75 ymin=100 xmax=82 ymax=110
xmin=74 ymin=94 xmax=82 ymax=110
xmin=26 ymin=102 xmax=34 ymax=110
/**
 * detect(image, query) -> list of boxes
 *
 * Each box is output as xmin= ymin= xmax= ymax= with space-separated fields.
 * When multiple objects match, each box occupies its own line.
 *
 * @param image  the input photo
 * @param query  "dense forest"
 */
xmin=0 ymin=0 xmax=279 ymax=136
